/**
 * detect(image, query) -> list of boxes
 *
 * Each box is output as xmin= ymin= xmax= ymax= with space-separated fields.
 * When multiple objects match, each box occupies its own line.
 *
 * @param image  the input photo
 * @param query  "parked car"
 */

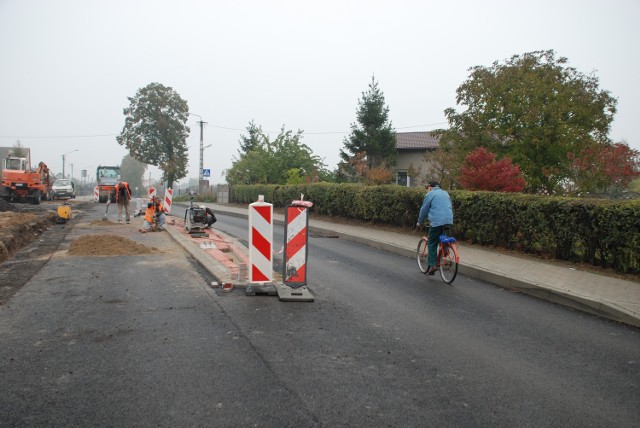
xmin=52 ymin=179 xmax=76 ymax=199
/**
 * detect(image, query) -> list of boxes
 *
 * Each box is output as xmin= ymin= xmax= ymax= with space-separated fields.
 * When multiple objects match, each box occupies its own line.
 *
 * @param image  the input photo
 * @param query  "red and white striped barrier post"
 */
xmin=249 ymin=195 xmax=273 ymax=283
xmin=148 ymin=186 xmax=156 ymax=200
xmin=283 ymin=198 xmax=313 ymax=287
xmin=163 ymin=188 xmax=173 ymax=214
xmin=93 ymin=186 xmax=99 ymax=202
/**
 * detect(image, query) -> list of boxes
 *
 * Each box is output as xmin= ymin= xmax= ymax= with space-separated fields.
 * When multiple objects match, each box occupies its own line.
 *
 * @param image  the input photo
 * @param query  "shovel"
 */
xmin=102 ymin=200 xmax=110 ymax=221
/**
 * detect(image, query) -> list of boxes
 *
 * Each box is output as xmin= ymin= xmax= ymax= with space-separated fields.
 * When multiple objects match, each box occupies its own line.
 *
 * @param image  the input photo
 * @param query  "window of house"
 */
xmin=396 ymin=170 xmax=409 ymax=187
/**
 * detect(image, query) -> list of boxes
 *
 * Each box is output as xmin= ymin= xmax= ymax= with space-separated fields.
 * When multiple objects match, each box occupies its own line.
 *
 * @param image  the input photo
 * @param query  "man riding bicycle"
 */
xmin=416 ymin=181 xmax=454 ymax=275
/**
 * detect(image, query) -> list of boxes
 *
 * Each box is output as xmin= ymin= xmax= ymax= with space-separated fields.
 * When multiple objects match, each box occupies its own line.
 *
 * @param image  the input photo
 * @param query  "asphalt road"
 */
xmin=0 ymin=206 xmax=638 ymax=427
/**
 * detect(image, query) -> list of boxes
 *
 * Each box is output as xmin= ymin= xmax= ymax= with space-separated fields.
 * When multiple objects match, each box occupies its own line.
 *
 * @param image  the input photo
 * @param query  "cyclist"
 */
xmin=416 ymin=181 xmax=453 ymax=275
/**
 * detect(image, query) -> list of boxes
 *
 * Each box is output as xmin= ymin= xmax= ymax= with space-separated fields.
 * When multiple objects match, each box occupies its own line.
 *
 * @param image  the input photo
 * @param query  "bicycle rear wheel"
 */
xmin=439 ymin=244 xmax=458 ymax=284
xmin=416 ymin=238 xmax=429 ymax=273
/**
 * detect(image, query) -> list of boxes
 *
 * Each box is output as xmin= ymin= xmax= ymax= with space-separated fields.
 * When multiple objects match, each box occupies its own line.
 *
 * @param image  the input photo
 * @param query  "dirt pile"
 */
xmin=68 ymin=235 xmax=160 ymax=256
xmin=0 ymin=198 xmax=17 ymax=212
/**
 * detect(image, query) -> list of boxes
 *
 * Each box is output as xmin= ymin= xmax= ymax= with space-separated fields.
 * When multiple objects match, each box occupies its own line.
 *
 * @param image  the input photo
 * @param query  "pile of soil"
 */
xmin=68 ymin=235 xmax=160 ymax=256
xmin=0 ymin=198 xmax=17 ymax=212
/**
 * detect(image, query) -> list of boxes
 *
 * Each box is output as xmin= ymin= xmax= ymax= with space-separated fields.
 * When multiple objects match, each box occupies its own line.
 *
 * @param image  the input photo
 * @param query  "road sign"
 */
xmin=202 ymin=168 xmax=211 ymax=177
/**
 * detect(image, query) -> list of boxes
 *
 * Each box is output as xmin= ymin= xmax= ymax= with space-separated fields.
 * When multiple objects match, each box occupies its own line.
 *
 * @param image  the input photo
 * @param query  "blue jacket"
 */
xmin=418 ymin=187 xmax=453 ymax=227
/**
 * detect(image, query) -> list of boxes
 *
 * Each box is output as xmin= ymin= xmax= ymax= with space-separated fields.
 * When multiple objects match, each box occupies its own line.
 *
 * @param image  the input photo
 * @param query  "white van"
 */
xmin=52 ymin=179 xmax=76 ymax=199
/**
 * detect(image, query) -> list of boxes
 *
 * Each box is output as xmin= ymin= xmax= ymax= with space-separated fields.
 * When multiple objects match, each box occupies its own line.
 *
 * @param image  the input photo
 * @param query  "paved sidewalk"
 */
xmin=171 ymin=202 xmax=640 ymax=328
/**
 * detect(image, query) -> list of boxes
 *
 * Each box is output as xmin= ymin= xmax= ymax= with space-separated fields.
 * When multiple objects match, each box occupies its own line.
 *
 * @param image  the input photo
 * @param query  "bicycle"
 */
xmin=416 ymin=224 xmax=459 ymax=284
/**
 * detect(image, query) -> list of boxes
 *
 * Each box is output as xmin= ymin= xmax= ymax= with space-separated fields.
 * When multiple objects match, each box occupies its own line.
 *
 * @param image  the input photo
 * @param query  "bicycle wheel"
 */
xmin=438 ymin=243 xmax=458 ymax=284
xmin=416 ymin=238 xmax=429 ymax=273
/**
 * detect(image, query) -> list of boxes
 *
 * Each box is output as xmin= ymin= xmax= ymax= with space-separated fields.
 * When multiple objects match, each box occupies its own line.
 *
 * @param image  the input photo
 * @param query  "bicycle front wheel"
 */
xmin=439 ymin=244 xmax=458 ymax=284
xmin=416 ymin=238 xmax=429 ymax=273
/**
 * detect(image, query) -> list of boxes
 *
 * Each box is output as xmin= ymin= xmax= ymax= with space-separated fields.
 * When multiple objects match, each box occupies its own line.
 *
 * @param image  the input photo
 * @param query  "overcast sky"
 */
xmin=1 ymin=0 xmax=638 ymax=186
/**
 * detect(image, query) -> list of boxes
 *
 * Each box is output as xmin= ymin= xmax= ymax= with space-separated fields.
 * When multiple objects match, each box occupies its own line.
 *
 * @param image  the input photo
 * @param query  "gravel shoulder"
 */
xmin=0 ymin=198 xmax=91 ymax=304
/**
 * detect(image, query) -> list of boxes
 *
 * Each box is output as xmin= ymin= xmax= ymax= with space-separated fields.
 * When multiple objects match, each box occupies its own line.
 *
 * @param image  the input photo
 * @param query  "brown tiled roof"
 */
xmin=395 ymin=132 xmax=440 ymax=150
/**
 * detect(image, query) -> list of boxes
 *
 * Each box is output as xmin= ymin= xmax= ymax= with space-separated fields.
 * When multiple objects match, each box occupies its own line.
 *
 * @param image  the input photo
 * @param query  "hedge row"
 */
xmin=230 ymin=184 xmax=640 ymax=274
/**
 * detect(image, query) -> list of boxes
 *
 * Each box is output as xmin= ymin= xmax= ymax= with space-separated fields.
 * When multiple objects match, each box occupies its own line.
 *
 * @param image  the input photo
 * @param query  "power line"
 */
xmin=396 ymin=121 xmax=448 ymax=130
xmin=0 ymin=121 xmax=449 ymax=140
xmin=0 ymin=134 xmax=117 ymax=139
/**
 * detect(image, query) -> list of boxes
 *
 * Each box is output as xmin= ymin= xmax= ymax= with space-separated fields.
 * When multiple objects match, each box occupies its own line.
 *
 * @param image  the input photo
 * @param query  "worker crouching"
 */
xmin=139 ymin=196 xmax=166 ymax=233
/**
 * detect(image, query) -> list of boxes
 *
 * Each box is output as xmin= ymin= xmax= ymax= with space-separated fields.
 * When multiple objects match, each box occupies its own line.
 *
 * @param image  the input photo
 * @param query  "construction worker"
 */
xmin=140 ymin=195 xmax=165 ymax=232
xmin=114 ymin=179 xmax=132 ymax=223
xmin=204 ymin=207 xmax=217 ymax=229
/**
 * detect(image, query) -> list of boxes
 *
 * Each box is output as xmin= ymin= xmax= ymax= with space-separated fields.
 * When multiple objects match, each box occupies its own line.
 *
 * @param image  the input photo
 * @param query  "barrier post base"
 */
xmin=275 ymin=283 xmax=314 ymax=302
xmin=245 ymin=283 xmax=278 ymax=296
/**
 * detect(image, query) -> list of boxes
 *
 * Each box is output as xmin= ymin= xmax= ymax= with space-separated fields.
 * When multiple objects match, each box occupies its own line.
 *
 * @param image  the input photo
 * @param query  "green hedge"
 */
xmin=230 ymin=184 xmax=640 ymax=274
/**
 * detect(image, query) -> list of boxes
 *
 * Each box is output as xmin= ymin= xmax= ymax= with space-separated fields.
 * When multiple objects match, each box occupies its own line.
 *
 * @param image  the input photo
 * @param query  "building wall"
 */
xmin=395 ymin=149 xmax=434 ymax=187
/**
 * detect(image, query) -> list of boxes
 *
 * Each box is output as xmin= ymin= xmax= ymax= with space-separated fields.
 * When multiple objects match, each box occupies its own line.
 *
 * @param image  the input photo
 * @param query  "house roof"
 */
xmin=395 ymin=132 xmax=440 ymax=150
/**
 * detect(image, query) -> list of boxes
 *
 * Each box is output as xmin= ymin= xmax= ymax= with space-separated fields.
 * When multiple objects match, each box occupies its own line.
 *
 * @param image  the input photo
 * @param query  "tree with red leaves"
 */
xmin=460 ymin=147 xmax=526 ymax=192
xmin=567 ymin=142 xmax=640 ymax=193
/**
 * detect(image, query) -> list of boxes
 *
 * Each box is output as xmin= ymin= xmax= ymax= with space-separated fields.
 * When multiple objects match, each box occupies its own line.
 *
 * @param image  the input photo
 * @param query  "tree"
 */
xmin=286 ymin=168 xmax=306 ymax=185
xmin=11 ymin=141 xmax=28 ymax=158
xmin=117 ymin=82 xmax=190 ymax=188
xmin=238 ymin=120 xmax=262 ymax=155
xmin=339 ymin=76 xmax=396 ymax=181
xmin=459 ymin=147 xmax=526 ymax=192
xmin=443 ymin=50 xmax=617 ymax=193
xmin=119 ymin=154 xmax=147 ymax=195
xmin=423 ymin=144 xmax=462 ymax=190
xmin=226 ymin=124 xmax=327 ymax=185
xmin=567 ymin=141 xmax=640 ymax=194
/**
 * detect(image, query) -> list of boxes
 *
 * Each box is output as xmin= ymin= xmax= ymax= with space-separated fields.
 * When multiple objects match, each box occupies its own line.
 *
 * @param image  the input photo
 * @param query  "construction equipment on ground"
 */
xmin=0 ymin=156 xmax=54 ymax=205
xmin=57 ymin=203 xmax=72 ymax=223
xmin=96 ymin=165 xmax=120 ymax=203
xmin=184 ymin=192 xmax=208 ymax=237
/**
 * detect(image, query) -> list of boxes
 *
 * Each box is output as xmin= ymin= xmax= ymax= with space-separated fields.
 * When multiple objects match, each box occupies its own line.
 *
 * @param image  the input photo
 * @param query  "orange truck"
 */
xmin=1 ymin=156 xmax=54 ymax=205
xmin=96 ymin=165 xmax=121 ymax=203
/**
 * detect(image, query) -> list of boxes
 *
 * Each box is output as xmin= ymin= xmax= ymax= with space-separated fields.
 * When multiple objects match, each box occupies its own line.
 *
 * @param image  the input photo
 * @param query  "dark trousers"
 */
xmin=428 ymin=225 xmax=445 ymax=267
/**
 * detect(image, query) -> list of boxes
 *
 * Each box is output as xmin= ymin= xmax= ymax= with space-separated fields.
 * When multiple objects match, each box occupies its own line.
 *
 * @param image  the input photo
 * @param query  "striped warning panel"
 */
xmin=249 ymin=201 xmax=273 ymax=283
xmin=163 ymin=188 xmax=173 ymax=214
xmin=284 ymin=205 xmax=309 ymax=287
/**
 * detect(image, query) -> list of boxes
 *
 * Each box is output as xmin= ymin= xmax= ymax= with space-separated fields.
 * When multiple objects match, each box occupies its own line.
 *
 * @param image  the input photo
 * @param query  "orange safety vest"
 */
xmin=144 ymin=201 xmax=164 ymax=223
xmin=114 ymin=182 xmax=131 ymax=202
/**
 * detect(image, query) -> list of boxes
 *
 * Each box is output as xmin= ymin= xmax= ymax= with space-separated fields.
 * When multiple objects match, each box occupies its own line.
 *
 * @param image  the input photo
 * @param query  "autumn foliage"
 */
xmin=459 ymin=147 xmax=526 ymax=192
xmin=347 ymin=152 xmax=393 ymax=184
xmin=567 ymin=143 xmax=640 ymax=193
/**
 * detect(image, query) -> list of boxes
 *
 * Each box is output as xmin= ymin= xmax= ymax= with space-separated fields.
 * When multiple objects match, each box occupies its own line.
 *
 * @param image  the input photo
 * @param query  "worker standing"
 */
xmin=114 ymin=179 xmax=132 ymax=224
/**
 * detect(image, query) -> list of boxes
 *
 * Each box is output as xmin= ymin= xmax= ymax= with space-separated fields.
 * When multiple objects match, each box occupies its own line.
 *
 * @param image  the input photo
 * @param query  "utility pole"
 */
xmin=62 ymin=149 xmax=78 ymax=179
xmin=198 ymin=119 xmax=207 ymax=193
xmin=189 ymin=113 xmax=207 ymax=193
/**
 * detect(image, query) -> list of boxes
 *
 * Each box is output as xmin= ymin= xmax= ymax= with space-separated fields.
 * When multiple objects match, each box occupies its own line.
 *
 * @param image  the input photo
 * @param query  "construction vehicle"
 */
xmin=0 ymin=156 xmax=53 ymax=205
xmin=96 ymin=165 xmax=120 ymax=203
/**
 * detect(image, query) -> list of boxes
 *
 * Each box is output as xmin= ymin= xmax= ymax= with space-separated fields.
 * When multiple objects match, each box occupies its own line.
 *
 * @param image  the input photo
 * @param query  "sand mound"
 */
xmin=68 ymin=234 xmax=160 ymax=256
